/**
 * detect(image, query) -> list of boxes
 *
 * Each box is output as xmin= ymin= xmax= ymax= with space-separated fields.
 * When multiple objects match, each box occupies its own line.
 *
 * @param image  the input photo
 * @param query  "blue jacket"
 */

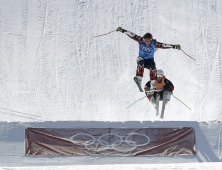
xmin=139 ymin=39 xmax=158 ymax=59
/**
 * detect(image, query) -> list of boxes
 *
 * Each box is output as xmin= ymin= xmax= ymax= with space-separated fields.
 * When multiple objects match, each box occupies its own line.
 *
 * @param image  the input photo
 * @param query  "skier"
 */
xmin=144 ymin=69 xmax=174 ymax=108
xmin=116 ymin=27 xmax=180 ymax=90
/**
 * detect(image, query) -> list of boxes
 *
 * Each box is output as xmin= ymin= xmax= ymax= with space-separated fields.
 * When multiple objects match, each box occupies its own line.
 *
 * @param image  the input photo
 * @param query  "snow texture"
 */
xmin=0 ymin=0 xmax=222 ymax=168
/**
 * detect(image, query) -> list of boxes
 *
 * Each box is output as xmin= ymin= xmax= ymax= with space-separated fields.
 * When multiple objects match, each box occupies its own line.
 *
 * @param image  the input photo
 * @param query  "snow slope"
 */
xmin=0 ymin=0 xmax=222 ymax=122
xmin=0 ymin=120 xmax=222 ymax=167
xmin=0 ymin=0 xmax=222 ymax=168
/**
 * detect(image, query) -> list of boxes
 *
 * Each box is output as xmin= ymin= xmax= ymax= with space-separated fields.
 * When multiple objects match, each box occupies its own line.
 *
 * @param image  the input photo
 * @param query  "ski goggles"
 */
xmin=143 ymin=38 xmax=152 ymax=43
xmin=156 ymin=74 xmax=163 ymax=78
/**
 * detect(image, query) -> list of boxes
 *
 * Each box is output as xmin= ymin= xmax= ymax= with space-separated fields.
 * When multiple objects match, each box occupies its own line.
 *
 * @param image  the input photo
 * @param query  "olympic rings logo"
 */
xmin=70 ymin=133 xmax=150 ymax=153
xmin=140 ymin=45 xmax=153 ymax=53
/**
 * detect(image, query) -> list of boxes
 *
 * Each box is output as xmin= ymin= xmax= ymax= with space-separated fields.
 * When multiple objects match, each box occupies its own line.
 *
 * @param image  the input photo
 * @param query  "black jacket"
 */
xmin=145 ymin=77 xmax=174 ymax=92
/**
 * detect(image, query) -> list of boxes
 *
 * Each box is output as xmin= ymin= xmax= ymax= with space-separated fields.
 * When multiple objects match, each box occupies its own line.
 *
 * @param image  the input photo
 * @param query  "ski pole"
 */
xmin=126 ymin=95 xmax=147 ymax=109
xmin=126 ymin=90 xmax=159 ymax=109
xmin=93 ymin=30 xmax=116 ymax=38
xmin=172 ymin=94 xmax=191 ymax=110
xmin=180 ymin=49 xmax=196 ymax=61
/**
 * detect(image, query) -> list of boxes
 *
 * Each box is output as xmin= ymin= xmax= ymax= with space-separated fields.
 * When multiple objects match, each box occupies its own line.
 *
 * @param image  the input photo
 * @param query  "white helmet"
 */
xmin=156 ymin=69 xmax=164 ymax=76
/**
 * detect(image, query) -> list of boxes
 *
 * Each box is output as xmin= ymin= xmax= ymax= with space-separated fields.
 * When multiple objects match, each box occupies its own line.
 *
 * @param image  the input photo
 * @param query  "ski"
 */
xmin=133 ymin=77 xmax=143 ymax=92
xmin=160 ymin=91 xmax=167 ymax=119
xmin=156 ymin=93 xmax=160 ymax=116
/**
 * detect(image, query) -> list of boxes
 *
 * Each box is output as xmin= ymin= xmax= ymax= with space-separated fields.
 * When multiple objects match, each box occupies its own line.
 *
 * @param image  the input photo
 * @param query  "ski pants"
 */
xmin=136 ymin=56 xmax=156 ymax=80
xmin=152 ymin=91 xmax=171 ymax=101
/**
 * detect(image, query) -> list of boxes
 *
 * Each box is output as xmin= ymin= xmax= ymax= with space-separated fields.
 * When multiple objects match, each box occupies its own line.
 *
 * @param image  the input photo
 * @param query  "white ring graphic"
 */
xmin=70 ymin=133 xmax=150 ymax=153
xmin=85 ymin=139 xmax=110 ymax=152
xmin=125 ymin=133 xmax=150 ymax=147
xmin=112 ymin=140 xmax=137 ymax=153
xmin=98 ymin=133 xmax=135 ymax=153
xmin=71 ymin=133 xmax=96 ymax=146
xmin=98 ymin=133 xmax=123 ymax=146
xmin=97 ymin=133 xmax=123 ymax=152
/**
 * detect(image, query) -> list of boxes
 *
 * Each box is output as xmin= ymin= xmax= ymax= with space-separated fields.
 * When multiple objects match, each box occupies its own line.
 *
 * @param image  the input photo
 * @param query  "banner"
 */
xmin=25 ymin=127 xmax=196 ymax=156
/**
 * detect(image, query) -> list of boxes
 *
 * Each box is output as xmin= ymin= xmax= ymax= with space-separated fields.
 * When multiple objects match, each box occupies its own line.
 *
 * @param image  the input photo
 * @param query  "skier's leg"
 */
xmin=136 ymin=56 xmax=145 ymax=86
xmin=159 ymin=91 xmax=164 ymax=101
xmin=150 ymin=94 xmax=157 ymax=108
xmin=165 ymin=93 xmax=171 ymax=105
xmin=150 ymin=69 xmax=156 ymax=81
xmin=136 ymin=56 xmax=145 ymax=77
xmin=158 ymin=92 xmax=171 ymax=105
xmin=166 ymin=93 xmax=171 ymax=101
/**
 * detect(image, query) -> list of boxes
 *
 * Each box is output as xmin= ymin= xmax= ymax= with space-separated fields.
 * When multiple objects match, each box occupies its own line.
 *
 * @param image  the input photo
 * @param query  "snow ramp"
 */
xmin=0 ymin=121 xmax=221 ymax=167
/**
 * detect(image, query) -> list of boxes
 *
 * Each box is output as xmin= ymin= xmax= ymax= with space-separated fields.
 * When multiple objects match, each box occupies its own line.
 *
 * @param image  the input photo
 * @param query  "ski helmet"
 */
xmin=156 ymin=69 xmax=164 ymax=76
xmin=143 ymin=33 xmax=153 ymax=40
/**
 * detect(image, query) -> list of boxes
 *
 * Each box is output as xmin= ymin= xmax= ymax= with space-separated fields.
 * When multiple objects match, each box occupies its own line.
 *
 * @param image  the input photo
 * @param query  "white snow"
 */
xmin=1 ymin=163 xmax=222 ymax=170
xmin=0 ymin=0 xmax=222 ymax=169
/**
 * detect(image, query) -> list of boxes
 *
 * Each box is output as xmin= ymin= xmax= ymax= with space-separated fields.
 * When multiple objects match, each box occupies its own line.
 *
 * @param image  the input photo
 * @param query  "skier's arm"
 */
xmin=116 ymin=27 xmax=142 ymax=43
xmin=124 ymin=31 xmax=143 ymax=43
xmin=155 ymin=41 xmax=181 ymax=50
xmin=164 ymin=78 xmax=174 ymax=92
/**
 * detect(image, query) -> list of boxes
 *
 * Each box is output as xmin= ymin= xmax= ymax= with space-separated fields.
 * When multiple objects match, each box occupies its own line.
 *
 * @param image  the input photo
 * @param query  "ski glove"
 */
xmin=167 ymin=91 xmax=173 ymax=95
xmin=145 ymin=91 xmax=154 ymax=96
xmin=160 ymin=87 xmax=165 ymax=91
xmin=173 ymin=44 xmax=181 ymax=50
xmin=116 ymin=27 xmax=126 ymax=33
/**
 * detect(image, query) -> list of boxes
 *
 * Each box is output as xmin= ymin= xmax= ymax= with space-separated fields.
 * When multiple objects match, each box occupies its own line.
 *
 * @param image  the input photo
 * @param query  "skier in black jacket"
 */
xmin=144 ymin=69 xmax=174 ymax=108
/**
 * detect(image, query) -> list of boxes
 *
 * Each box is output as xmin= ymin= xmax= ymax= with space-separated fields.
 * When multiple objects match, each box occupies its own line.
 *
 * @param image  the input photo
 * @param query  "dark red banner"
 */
xmin=25 ymin=127 xmax=196 ymax=156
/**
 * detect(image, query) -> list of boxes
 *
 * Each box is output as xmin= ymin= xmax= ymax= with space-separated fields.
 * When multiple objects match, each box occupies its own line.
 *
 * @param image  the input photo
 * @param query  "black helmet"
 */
xmin=143 ymin=33 xmax=152 ymax=39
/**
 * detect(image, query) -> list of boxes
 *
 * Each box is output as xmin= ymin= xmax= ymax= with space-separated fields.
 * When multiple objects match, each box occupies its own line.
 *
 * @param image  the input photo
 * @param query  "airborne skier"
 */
xmin=116 ymin=27 xmax=180 ymax=91
xmin=144 ymin=69 xmax=174 ymax=110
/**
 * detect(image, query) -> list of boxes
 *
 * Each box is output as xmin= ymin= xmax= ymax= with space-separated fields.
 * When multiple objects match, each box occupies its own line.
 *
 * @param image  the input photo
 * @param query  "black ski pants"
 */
xmin=153 ymin=91 xmax=165 ymax=101
xmin=136 ymin=56 xmax=156 ymax=70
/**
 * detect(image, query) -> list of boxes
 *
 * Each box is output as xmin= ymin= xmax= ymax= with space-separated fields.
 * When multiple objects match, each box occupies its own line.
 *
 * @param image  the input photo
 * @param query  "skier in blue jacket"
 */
xmin=116 ymin=27 xmax=180 ymax=91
